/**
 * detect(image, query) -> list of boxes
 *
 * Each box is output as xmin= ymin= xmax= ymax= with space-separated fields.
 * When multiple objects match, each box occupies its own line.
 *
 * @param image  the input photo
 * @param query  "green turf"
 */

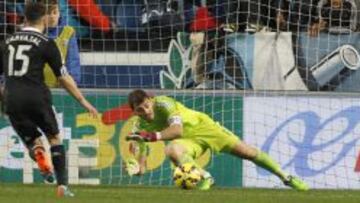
xmin=1 ymin=183 xmax=360 ymax=203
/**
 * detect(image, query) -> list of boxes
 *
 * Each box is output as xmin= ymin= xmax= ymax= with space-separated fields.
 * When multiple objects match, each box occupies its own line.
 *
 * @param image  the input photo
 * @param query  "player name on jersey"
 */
xmin=6 ymin=33 xmax=42 ymax=46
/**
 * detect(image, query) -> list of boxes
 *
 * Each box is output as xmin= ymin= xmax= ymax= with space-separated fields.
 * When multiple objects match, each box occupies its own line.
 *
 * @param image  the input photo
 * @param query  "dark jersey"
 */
xmin=0 ymin=28 xmax=67 ymax=112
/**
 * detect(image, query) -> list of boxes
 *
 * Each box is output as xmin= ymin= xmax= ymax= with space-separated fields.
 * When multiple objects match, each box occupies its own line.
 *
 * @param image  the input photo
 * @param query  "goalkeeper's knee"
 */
xmin=165 ymin=144 xmax=187 ymax=165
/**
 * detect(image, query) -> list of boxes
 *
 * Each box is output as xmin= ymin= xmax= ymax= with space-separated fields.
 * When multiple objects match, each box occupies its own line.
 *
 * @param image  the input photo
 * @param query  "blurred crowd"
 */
xmin=1 ymin=0 xmax=359 ymax=50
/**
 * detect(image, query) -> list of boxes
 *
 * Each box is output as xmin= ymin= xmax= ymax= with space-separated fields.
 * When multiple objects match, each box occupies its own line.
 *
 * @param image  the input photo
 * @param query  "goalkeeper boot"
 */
xmin=34 ymin=148 xmax=55 ymax=183
xmin=57 ymin=185 xmax=75 ymax=197
xmin=197 ymin=172 xmax=215 ymax=191
xmin=284 ymin=175 xmax=309 ymax=191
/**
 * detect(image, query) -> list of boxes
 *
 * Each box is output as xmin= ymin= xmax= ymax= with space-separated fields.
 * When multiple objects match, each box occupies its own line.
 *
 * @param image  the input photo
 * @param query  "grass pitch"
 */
xmin=0 ymin=183 xmax=359 ymax=203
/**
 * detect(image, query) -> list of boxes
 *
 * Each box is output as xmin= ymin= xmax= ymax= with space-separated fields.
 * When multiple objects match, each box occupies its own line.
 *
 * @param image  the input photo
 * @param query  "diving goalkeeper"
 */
xmin=126 ymin=89 xmax=309 ymax=191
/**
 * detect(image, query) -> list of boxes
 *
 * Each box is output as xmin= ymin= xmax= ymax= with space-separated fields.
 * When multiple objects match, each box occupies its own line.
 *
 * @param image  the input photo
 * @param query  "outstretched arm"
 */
xmin=127 ymin=117 xmax=183 ymax=142
xmin=58 ymin=74 xmax=98 ymax=118
xmin=125 ymin=117 xmax=148 ymax=176
xmin=44 ymin=39 xmax=98 ymax=118
xmin=158 ymin=124 xmax=183 ymax=140
xmin=127 ymin=141 xmax=147 ymax=175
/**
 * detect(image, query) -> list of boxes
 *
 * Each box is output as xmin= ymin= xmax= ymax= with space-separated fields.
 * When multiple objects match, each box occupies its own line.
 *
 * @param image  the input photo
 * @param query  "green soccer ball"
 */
xmin=173 ymin=163 xmax=202 ymax=189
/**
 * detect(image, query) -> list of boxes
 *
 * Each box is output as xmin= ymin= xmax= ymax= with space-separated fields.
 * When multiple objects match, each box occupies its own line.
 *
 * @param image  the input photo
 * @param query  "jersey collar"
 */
xmin=22 ymin=27 xmax=42 ymax=33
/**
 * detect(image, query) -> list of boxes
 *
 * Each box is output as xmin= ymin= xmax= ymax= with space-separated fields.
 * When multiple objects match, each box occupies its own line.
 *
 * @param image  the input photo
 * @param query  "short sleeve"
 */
xmin=155 ymin=96 xmax=182 ymax=125
xmin=43 ymin=39 xmax=68 ymax=77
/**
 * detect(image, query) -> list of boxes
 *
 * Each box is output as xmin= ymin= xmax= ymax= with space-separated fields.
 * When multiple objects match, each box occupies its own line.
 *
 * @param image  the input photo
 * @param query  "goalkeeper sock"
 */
xmin=252 ymin=150 xmax=288 ymax=181
xmin=51 ymin=145 xmax=68 ymax=185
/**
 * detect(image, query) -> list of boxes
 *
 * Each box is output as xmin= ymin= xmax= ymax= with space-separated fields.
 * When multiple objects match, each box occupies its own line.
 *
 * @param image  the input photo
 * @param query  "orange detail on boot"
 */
xmin=34 ymin=148 xmax=52 ymax=173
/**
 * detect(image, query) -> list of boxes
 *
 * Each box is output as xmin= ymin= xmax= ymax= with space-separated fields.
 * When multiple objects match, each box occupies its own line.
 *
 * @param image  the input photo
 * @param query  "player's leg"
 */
xmin=205 ymin=120 xmax=309 ymax=191
xmin=34 ymin=106 xmax=74 ymax=197
xmin=229 ymin=141 xmax=287 ymax=179
xmin=30 ymin=137 xmax=55 ymax=183
xmin=165 ymin=139 xmax=214 ymax=190
xmin=229 ymin=141 xmax=288 ymax=178
xmin=7 ymin=113 xmax=54 ymax=183
xmin=47 ymin=133 xmax=74 ymax=197
xmin=165 ymin=140 xmax=203 ymax=168
xmin=229 ymin=141 xmax=309 ymax=191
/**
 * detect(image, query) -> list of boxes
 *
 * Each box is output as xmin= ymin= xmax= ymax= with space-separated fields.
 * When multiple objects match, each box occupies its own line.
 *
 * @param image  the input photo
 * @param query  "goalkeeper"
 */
xmin=126 ymin=89 xmax=309 ymax=191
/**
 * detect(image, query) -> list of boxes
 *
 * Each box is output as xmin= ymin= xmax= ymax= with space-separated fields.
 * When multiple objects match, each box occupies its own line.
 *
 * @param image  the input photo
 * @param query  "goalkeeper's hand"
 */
xmin=124 ymin=158 xmax=140 ymax=176
xmin=126 ymin=131 xmax=161 ymax=142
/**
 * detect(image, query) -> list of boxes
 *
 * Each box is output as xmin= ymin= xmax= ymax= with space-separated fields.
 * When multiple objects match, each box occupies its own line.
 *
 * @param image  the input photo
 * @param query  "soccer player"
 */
xmin=0 ymin=2 xmax=98 ymax=197
xmin=126 ymin=89 xmax=309 ymax=191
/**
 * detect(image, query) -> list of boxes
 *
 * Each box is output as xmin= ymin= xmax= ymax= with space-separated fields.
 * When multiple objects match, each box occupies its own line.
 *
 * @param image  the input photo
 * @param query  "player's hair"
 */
xmin=24 ymin=2 xmax=46 ymax=24
xmin=128 ymin=89 xmax=151 ymax=110
xmin=38 ymin=0 xmax=58 ymax=14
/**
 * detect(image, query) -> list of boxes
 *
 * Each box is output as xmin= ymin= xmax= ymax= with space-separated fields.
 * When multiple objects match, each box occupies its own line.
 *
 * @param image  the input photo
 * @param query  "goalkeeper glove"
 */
xmin=124 ymin=158 xmax=140 ymax=176
xmin=126 ymin=131 xmax=161 ymax=142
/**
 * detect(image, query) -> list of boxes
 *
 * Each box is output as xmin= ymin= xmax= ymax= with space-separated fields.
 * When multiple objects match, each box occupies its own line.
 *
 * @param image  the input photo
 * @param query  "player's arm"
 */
xmin=58 ymin=75 xmax=97 ymax=117
xmin=127 ymin=117 xmax=183 ymax=142
xmin=154 ymin=99 xmax=184 ymax=140
xmin=127 ymin=100 xmax=183 ymax=142
xmin=0 ymin=42 xmax=4 ymax=102
xmin=158 ymin=115 xmax=183 ymax=140
xmin=124 ymin=116 xmax=148 ymax=175
xmin=126 ymin=140 xmax=148 ymax=176
xmin=44 ymin=40 xmax=98 ymax=117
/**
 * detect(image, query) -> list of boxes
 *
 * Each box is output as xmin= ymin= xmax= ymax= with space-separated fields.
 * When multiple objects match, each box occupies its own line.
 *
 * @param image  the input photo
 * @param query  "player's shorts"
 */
xmin=7 ymin=104 xmax=59 ymax=147
xmin=171 ymin=115 xmax=240 ymax=158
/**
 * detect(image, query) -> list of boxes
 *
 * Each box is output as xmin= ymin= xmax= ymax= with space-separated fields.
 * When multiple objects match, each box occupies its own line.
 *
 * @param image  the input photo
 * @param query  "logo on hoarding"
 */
xmin=258 ymin=106 xmax=360 ymax=177
xmin=0 ymin=113 xmax=72 ymax=170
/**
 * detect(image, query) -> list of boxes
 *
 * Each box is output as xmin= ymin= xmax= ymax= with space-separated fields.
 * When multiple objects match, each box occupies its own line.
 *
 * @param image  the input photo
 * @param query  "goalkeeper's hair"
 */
xmin=24 ymin=2 xmax=46 ymax=24
xmin=128 ymin=89 xmax=152 ymax=110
